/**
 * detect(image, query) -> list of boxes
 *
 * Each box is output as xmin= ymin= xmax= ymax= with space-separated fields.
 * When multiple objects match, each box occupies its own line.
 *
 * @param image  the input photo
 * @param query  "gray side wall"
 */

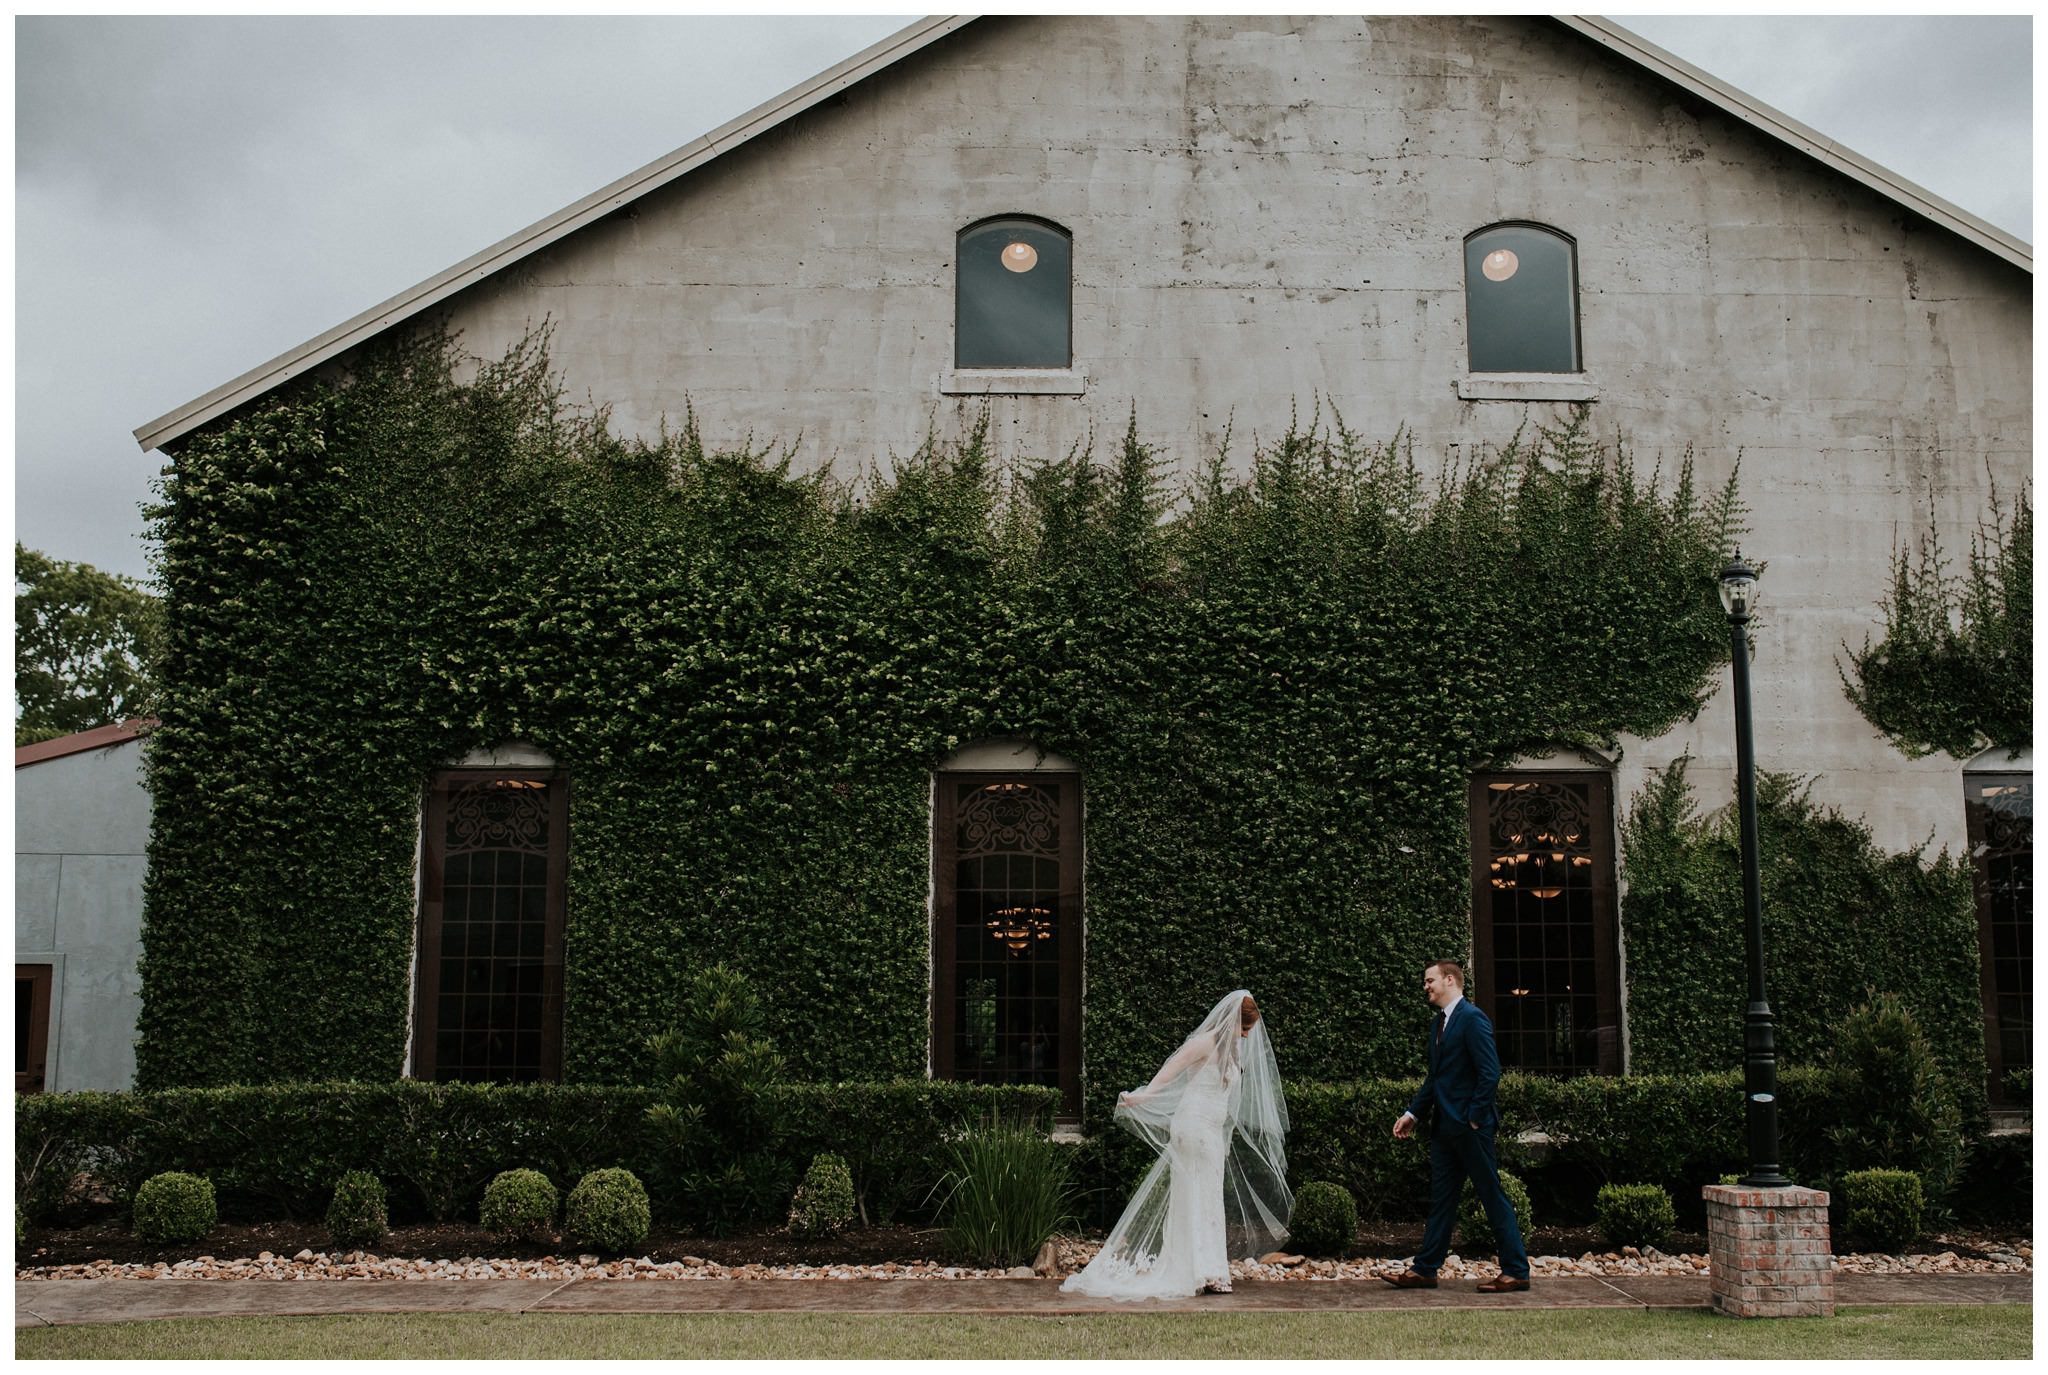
xmin=409 ymin=13 xmax=2026 ymax=852
xmin=15 ymin=739 xmax=149 ymax=1091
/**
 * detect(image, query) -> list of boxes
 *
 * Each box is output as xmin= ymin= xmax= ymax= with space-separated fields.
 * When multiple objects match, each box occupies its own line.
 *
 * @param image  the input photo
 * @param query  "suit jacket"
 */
xmin=1405 ymin=998 xmax=1503 ymax=1133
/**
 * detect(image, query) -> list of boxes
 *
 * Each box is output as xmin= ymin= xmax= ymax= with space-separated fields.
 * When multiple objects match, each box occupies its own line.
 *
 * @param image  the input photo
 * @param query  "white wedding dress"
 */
xmin=1062 ymin=991 xmax=1291 ymax=1300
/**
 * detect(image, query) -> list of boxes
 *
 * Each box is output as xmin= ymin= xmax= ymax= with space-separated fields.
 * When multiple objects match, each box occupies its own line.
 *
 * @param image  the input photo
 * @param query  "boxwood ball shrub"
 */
xmin=1841 ymin=1168 xmax=1924 ymax=1252
xmin=788 ymin=1152 xmax=857 ymax=1238
xmin=1457 ymin=1169 xmax=1532 ymax=1254
xmin=481 ymin=1168 xmax=560 ymax=1243
xmin=565 ymin=1168 xmax=651 ymax=1254
xmin=324 ymin=1170 xmax=389 ymax=1250
xmin=133 ymin=1171 xmax=217 ymax=1244
xmin=1594 ymin=1182 xmax=1676 ymax=1250
xmin=1285 ymin=1181 xmax=1358 ymax=1257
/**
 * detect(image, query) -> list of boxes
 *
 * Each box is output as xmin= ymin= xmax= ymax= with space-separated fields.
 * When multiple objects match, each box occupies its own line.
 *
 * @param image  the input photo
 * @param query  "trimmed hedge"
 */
xmin=15 ymin=1079 xmax=1055 ymax=1229
xmin=23 ymin=1070 xmax=1963 ymax=1234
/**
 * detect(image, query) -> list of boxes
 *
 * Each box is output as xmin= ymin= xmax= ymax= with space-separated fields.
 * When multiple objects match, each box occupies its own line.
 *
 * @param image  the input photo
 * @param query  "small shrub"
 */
xmin=788 ymin=1152 xmax=857 ymax=1238
xmin=481 ymin=1169 xmax=560 ymax=1242
xmin=1594 ymin=1182 xmax=1676 ymax=1250
xmin=936 ymin=1116 xmax=1075 ymax=1268
xmin=324 ymin=1170 xmax=388 ymax=1250
xmin=132 ymin=1171 xmax=216 ymax=1244
xmin=1285 ymin=1180 xmax=1357 ymax=1257
xmin=1827 ymin=994 xmax=1968 ymax=1212
xmin=1841 ymin=1168 xmax=1924 ymax=1252
xmin=1457 ymin=1169 xmax=1532 ymax=1254
xmin=565 ymin=1168 xmax=651 ymax=1254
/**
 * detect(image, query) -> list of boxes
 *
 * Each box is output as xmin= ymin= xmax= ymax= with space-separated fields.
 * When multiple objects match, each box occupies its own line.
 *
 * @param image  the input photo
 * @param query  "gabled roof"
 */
xmin=15 ymin=718 xmax=154 ymax=768
xmin=134 ymin=13 xmax=2032 ymax=454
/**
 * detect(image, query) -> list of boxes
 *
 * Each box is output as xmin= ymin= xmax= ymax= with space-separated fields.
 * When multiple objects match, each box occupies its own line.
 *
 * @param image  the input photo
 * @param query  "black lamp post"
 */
xmin=1721 ymin=551 xmax=1790 ymax=1187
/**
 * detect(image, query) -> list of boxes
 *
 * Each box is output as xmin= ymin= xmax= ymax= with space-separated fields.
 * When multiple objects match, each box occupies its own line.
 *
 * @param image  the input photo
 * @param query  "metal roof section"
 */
xmin=15 ymin=719 xmax=154 ymax=768
xmin=134 ymin=13 xmax=2032 ymax=454
xmin=1556 ymin=16 xmax=2031 ymax=273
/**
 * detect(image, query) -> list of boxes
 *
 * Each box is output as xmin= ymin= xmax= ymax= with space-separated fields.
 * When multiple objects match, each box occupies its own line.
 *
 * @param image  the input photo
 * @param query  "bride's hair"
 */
xmin=1239 ymin=995 xmax=1261 ymax=1031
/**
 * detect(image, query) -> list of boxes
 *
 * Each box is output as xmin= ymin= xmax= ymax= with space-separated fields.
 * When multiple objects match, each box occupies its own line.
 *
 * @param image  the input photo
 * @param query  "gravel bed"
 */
xmin=18 ymin=1235 xmax=2029 ymax=1283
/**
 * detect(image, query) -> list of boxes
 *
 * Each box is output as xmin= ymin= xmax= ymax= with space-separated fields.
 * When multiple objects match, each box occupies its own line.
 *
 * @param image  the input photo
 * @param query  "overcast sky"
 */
xmin=14 ymin=13 xmax=2033 ymax=585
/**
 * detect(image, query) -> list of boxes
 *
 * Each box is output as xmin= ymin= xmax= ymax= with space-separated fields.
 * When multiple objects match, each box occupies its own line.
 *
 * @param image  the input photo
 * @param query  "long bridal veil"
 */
xmin=1062 ymin=989 xmax=1292 ymax=1297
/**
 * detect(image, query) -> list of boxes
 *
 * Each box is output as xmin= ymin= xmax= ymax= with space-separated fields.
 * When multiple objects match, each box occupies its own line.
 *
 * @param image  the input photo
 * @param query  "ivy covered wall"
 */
xmin=139 ymin=334 xmax=1744 ymax=1104
xmin=1619 ymin=759 xmax=1987 ymax=1113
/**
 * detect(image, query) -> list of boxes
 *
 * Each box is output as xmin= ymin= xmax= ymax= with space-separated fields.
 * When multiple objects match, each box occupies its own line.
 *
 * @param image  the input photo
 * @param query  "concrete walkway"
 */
xmin=14 ymin=1273 xmax=2031 ymax=1328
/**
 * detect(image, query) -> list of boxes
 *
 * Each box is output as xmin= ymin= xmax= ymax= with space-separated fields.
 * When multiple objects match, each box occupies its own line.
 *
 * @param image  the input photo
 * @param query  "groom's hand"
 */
xmin=1392 ymin=1111 xmax=1415 ymax=1140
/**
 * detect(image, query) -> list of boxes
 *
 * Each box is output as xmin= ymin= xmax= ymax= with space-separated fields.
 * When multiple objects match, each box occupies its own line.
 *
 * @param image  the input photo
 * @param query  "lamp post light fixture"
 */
xmin=1720 ymin=551 xmax=1790 ymax=1187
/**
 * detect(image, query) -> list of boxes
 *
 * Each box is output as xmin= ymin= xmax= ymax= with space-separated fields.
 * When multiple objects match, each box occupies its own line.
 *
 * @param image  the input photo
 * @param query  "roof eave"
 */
xmin=1556 ymin=16 xmax=2032 ymax=274
xmin=131 ymin=14 xmax=980 ymax=453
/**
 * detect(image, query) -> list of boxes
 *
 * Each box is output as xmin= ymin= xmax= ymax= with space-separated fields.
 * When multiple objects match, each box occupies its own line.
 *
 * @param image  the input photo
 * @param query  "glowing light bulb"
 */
xmin=1002 ymin=242 xmax=1039 ymax=273
xmin=1482 ymin=248 xmax=1519 ymax=282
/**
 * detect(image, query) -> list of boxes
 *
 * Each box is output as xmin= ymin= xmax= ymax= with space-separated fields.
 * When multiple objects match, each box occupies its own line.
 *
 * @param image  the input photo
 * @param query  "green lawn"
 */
xmin=15 ymin=1305 xmax=2032 ymax=1361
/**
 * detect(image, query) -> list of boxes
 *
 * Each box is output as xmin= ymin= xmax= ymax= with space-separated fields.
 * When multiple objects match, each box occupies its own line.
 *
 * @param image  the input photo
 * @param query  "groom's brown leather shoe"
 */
xmin=1476 ymin=1275 xmax=1531 ymax=1293
xmin=1381 ymin=1270 xmax=1438 ymax=1288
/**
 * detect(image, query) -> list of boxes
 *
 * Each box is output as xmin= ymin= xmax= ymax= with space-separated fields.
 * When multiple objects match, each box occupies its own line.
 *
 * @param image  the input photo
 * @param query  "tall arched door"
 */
xmin=933 ymin=772 xmax=1082 ymax=1117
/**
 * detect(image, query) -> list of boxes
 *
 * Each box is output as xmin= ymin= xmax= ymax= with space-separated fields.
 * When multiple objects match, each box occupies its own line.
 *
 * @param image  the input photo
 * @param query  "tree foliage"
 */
xmin=14 ymin=543 xmax=161 ymax=744
xmin=1840 ymin=483 xmax=2031 ymax=758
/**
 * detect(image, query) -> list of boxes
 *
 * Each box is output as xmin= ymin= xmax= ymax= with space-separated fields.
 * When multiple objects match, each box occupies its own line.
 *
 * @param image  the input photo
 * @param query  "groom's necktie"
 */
xmin=1433 ymin=1009 xmax=1445 ymax=1047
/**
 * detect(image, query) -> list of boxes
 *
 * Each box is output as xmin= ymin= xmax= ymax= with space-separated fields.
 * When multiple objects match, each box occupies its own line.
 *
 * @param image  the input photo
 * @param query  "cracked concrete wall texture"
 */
xmin=426 ymin=14 xmax=2027 ymax=854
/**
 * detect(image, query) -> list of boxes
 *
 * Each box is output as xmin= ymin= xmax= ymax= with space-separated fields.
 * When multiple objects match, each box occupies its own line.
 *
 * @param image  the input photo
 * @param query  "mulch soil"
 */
xmin=17 ymin=1212 xmax=2031 ymax=1271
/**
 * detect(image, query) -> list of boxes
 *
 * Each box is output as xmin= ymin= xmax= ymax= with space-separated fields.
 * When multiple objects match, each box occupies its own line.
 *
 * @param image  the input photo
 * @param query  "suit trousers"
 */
xmin=1414 ymin=1123 xmax=1530 ymax=1279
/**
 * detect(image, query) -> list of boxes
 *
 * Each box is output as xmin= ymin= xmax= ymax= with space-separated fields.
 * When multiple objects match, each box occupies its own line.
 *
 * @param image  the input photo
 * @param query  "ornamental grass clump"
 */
xmin=936 ymin=1116 xmax=1075 ymax=1268
xmin=324 ymin=1170 xmax=388 ymax=1250
xmin=1285 ymin=1180 xmax=1357 ymax=1257
xmin=565 ymin=1168 xmax=651 ymax=1254
xmin=132 ymin=1171 xmax=216 ymax=1244
xmin=1594 ymin=1182 xmax=1676 ymax=1251
xmin=480 ymin=1168 xmax=560 ymax=1243
xmin=1457 ymin=1169 xmax=1533 ymax=1254
xmin=1841 ymin=1168 xmax=1925 ymax=1252
xmin=788 ymin=1152 xmax=857 ymax=1238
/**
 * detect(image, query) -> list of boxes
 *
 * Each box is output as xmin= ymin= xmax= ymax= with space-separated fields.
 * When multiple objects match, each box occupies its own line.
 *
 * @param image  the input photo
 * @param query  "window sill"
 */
xmin=1456 ymin=374 xmax=1599 ymax=402
xmin=940 ymin=367 xmax=1088 ymax=397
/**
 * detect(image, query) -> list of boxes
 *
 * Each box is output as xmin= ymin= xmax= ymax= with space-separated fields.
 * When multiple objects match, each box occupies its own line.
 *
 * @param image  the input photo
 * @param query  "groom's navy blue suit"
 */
xmin=1405 ymin=997 xmax=1530 ymax=1281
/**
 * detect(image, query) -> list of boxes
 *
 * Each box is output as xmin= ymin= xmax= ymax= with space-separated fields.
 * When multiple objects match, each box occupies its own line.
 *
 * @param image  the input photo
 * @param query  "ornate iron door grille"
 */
xmin=1966 ymin=773 xmax=2032 ymax=1100
xmin=933 ymin=774 xmax=1082 ymax=1116
xmin=1470 ymin=773 xmax=1620 ymax=1075
xmin=416 ymin=771 xmax=568 ymax=1082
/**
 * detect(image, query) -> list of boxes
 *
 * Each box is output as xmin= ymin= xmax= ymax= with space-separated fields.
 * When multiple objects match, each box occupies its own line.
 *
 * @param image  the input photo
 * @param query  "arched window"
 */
xmin=1464 ymin=223 xmax=1581 ymax=373
xmin=414 ymin=744 xmax=568 ymax=1083
xmin=955 ymin=217 xmax=1072 ymax=369
xmin=1469 ymin=766 xmax=1620 ymax=1076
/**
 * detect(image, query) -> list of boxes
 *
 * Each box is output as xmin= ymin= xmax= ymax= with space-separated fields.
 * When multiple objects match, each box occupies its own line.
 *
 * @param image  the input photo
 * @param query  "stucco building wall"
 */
xmin=389 ymin=14 xmax=2020 ymax=852
xmin=16 ymin=734 xmax=150 ymax=1091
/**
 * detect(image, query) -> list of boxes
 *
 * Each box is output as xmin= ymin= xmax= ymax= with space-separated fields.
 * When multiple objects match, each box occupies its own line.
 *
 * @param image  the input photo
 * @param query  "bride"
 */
xmin=1061 ymin=990 xmax=1292 ymax=1299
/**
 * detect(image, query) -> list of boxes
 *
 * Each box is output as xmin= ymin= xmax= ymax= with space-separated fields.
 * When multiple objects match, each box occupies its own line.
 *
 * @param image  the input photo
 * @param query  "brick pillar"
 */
xmin=1702 ymin=1183 xmax=1834 ymax=1318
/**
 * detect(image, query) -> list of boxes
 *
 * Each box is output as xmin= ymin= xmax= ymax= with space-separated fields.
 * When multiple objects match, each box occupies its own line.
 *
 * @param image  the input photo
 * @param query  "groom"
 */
xmin=1383 ymin=959 xmax=1531 ymax=1293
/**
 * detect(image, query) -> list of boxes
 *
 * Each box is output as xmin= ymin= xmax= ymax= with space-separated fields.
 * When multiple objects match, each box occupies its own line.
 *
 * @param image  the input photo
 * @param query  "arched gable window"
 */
xmin=955 ymin=217 xmax=1072 ymax=369
xmin=1464 ymin=223 xmax=1581 ymax=373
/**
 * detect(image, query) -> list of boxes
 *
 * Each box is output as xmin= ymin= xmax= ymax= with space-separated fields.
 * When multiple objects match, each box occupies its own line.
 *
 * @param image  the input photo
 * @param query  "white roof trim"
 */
xmin=1557 ymin=16 xmax=2031 ymax=273
xmin=132 ymin=15 xmax=978 ymax=453
xmin=135 ymin=13 xmax=2030 ymax=453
